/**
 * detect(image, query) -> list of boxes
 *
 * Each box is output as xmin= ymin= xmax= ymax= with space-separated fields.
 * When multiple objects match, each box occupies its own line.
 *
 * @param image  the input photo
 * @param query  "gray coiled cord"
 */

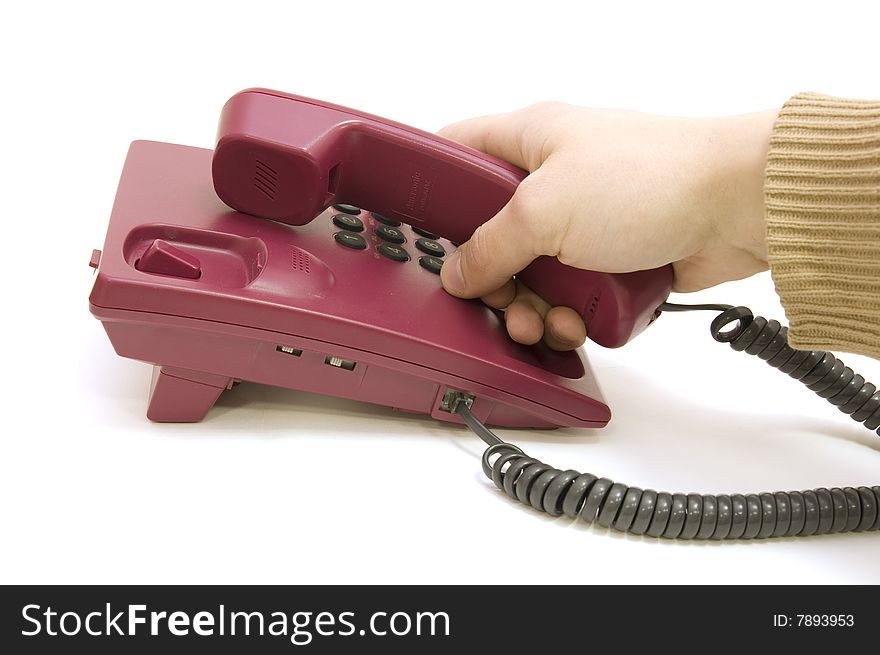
xmin=705 ymin=304 xmax=880 ymax=435
xmin=454 ymin=305 xmax=880 ymax=539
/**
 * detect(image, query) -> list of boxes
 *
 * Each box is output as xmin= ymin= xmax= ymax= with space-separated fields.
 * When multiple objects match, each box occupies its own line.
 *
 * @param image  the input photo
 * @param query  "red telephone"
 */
xmin=89 ymin=90 xmax=880 ymax=540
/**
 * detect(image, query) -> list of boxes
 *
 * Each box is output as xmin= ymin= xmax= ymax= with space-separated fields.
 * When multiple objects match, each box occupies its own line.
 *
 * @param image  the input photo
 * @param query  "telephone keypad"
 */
xmin=332 ymin=213 xmax=364 ymax=231
xmin=377 ymin=243 xmax=410 ymax=262
xmin=330 ymin=209 xmax=451 ymax=273
xmin=375 ymin=225 xmax=406 ymax=244
xmin=415 ymin=238 xmax=445 ymax=257
xmin=333 ymin=203 xmax=361 ymax=215
xmin=371 ymin=212 xmax=402 ymax=227
xmin=418 ymin=256 xmax=444 ymax=274
xmin=412 ymin=226 xmax=439 ymax=239
xmin=333 ymin=231 xmax=367 ymax=250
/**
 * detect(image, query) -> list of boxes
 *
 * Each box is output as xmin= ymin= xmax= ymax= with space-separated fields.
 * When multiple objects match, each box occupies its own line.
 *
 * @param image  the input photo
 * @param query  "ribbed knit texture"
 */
xmin=765 ymin=92 xmax=880 ymax=359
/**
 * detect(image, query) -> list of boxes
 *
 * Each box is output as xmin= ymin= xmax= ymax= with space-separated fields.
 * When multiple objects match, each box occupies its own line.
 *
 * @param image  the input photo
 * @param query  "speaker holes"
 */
xmin=276 ymin=345 xmax=302 ymax=356
xmin=290 ymin=248 xmax=311 ymax=273
xmin=254 ymin=159 xmax=278 ymax=199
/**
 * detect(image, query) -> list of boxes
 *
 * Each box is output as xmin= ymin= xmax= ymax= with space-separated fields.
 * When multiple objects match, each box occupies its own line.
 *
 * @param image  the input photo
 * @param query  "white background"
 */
xmin=2 ymin=0 xmax=879 ymax=584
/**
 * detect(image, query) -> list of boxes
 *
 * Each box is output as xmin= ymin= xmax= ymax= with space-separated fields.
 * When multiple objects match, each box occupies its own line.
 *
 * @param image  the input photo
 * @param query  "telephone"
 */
xmin=89 ymin=89 xmax=880 ymax=540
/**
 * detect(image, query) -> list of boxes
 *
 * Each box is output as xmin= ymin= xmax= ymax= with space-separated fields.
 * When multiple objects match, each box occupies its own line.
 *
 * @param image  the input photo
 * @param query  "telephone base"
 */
xmin=90 ymin=141 xmax=612 ymax=430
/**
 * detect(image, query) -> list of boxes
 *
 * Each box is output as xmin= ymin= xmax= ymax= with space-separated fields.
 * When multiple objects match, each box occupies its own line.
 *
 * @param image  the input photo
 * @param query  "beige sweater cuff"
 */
xmin=765 ymin=92 xmax=880 ymax=359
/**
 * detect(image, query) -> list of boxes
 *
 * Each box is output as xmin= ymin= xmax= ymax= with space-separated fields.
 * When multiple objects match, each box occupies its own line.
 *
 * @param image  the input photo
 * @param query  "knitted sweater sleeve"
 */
xmin=764 ymin=92 xmax=880 ymax=359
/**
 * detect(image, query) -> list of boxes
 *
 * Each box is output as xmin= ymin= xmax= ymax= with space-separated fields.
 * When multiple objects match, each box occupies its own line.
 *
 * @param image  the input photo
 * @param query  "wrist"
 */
xmin=704 ymin=109 xmax=777 ymax=264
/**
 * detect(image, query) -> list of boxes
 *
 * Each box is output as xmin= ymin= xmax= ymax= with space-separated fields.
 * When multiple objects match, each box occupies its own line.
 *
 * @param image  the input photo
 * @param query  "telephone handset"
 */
xmin=88 ymin=91 xmax=880 ymax=541
xmin=211 ymin=88 xmax=673 ymax=348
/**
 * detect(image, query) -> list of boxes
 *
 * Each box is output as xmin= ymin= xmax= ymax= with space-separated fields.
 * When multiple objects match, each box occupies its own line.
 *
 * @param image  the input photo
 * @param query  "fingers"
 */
xmin=480 ymin=279 xmax=517 ymax=310
xmin=441 ymin=169 xmax=560 ymax=299
xmin=504 ymin=282 xmax=551 ymax=345
xmin=438 ymin=113 xmax=532 ymax=170
xmin=505 ymin=301 xmax=545 ymax=346
xmin=502 ymin=281 xmax=587 ymax=351
xmin=437 ymin=101 xmax=567 ymax=172
xmin=438 ymin=104 xmax=570 ymax=301
xmin=441 ymin=213 xmax=537 ymax=300
xmin=437 ymin=103 xmax=584 ymax=350
xmin=543 ymin=306 xmax=587 ymax=350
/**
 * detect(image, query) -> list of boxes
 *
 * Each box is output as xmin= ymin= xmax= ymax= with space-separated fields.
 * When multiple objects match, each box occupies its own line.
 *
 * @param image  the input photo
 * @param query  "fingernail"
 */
xmin=549 ymin=325 xmax=571 ymax=345
xmin=550 ymin=326 xmax=584 ymax=350
xmin=442 ymin=251 xmax=465 ymax=293
xmin=549 ymin=323 xmax=580 ymax=347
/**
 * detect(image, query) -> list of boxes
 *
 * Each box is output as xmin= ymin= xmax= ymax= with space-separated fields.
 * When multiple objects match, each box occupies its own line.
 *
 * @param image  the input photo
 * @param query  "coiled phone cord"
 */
xmin=453 ymin=304 xmax=880 ymax=539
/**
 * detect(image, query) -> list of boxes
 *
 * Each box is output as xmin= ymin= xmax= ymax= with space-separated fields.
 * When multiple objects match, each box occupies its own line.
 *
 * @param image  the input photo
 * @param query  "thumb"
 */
xmin=437 ymin=105 xmax=564 ymax=298
xmin=440 ymin=181 xmax=544 ymax=299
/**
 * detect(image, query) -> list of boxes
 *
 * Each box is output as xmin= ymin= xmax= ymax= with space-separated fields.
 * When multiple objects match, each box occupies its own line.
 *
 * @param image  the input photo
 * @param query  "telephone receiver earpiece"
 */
xmin=212 ymin=89 xmax=673 ymax=347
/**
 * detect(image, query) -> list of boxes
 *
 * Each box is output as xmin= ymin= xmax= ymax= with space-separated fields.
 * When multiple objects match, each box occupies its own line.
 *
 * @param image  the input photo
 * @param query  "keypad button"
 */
xmin=333 ymin=231 xmax=367 ymax=250
xmin=418 ymin=255 xmax=444 ymax=274
xmin=332 ymin=213 xmax=364 ymax=231
xmin=333 ymin=204 xmax=361 ymax=215
xmin=415 ymin=238 xmax=445 ymax=257
xmin=412 ymin=226 xmax=439 ymax=239
xmin=377 ymin=243 xmax=410 ymax=262
xmin=374 ymin=225 xmax=406 ymax=244
xmin=371 ymin=212 xmax=402 ymax=227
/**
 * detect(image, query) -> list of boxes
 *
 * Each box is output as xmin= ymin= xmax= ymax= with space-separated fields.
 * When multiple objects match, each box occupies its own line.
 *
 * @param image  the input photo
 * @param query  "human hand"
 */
xmin=437 ymin=103 xmax=777 ymax=350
